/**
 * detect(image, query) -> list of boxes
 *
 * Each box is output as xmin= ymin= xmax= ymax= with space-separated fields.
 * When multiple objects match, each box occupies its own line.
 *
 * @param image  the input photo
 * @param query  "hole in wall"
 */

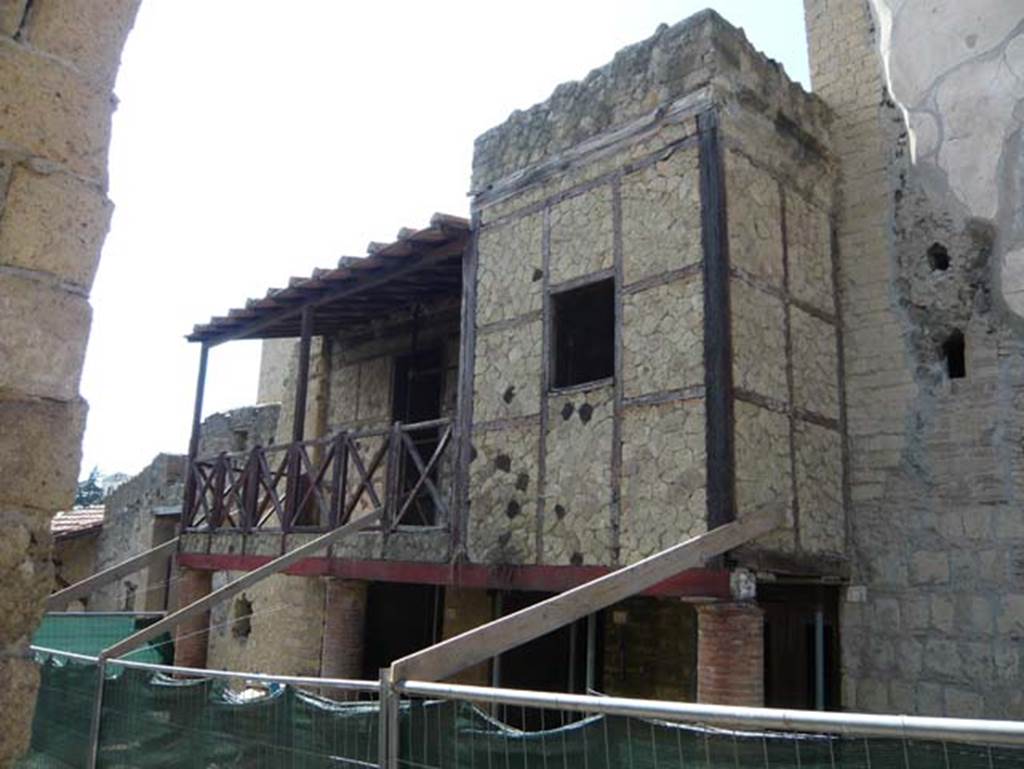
xmin=232 ymin=595 xmax=253 ymax=640
xmin=942 ymin=329 xmax=965 ymax=379
xmin=927 ymin=242 xmax=950 ymax=271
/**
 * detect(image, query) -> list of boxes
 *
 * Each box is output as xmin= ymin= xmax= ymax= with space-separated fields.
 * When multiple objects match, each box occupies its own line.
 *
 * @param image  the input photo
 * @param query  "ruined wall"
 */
xmin=207 ymin=571 xmax=327 ymax=678
xmin=196 ymin=403 xmax=280 ymax=457
xmin=92 ymin=453 xmax=185 ymax=613
xmin=0 ymin=2 xmax=139 ymax=762
xmin=51 ymin=536 xmax=98 ymax=610
xmin=805 ymin=0 xmax=1024 ymax=717
xmin=257 ymin=338 xmax=296 ymax=405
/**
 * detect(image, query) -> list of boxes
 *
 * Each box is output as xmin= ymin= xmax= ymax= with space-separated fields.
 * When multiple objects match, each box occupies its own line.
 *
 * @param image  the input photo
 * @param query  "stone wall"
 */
xmin=0 ymin=2 xmax=139 ymax=762
xmin=196 ymin=403 xmax=280 ymax=458
xmin=467 ymin=10 xmax=840 ymax=573
xmin=92 ymin=453 xmax=185 ymax=612
xmin=804 ymin=0 xmax=1024 ymax=717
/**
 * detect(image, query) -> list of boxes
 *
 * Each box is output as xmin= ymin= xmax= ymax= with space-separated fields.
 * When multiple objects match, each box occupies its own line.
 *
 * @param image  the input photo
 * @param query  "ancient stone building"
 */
xmin=177 ymin=11 xmax=846 ymax=710
xmin=0 ymin=1 xmax=139 ymax=764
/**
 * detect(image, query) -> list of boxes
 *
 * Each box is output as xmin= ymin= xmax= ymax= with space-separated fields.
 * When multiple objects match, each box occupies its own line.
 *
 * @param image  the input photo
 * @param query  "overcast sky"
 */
xmin=79 ymin=1 xmax=810 ymax=478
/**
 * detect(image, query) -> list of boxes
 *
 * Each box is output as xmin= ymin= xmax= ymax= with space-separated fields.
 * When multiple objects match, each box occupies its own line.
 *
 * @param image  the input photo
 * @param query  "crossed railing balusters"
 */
xmin=184 ymin=418 xmax=453 ymax=533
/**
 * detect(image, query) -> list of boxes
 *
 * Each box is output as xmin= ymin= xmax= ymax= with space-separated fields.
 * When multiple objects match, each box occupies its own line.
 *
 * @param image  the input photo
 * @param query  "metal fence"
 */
xmin=21 ymin=645 xmax=1024 ymax=769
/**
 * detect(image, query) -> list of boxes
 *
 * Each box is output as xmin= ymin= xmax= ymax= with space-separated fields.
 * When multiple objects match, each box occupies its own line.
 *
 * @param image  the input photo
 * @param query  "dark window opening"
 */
xmin=927 ymin=242 xmax=950 ymax=271
xmin=361 ymin=583 xmax=443 ymax=679
xmin=231 ymin=595 xmax=253 ymax=640
xmin=942 ymin=329 xmax=965 ymax=379
xmin=552 ymin=279 xmax=615 ymax=388
xmin=232 ymin=429 xmax=249 ymax=452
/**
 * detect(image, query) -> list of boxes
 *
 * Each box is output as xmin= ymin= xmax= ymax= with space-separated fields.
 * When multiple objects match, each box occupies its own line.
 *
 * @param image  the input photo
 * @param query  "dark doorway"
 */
xmin=391 ymin=347 xmax=445 ymax=525
xmin=761 ymin=584 xmax=840 ymax=710
xmin=496 ymin=592 xmax=591 ymax=729
xmin=361 ymin=582 xmax=443 ymax=679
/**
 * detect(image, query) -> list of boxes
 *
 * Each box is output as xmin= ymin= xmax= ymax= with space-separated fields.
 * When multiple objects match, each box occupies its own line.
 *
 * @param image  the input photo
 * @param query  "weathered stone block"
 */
xmin=731 ymin=279 xmax=787 ymax=402
xmin=327 ymin=360 xmax=359 ymax=427
xmin=725 ymin=149 xmax=783 ymax=287
xmin=794 ymin=419 xmax=843 ymax=554
xmin=0 ymin=397 xmax=85 ymax=512
xmin=23 ymin=0 xmax=140 ymax=86
xmin=476 ymin=214 xmax=542 ymax=326
xmin=0 ymin=273 xmax=91 ymax=401
xmin=619 ymin=399 xmax=705 ymax=563
xmin=622 ymin=275 xmax=703 ymax=399
xmin=909 ymin=551 xmax=951 ymax=585
xmin=544 ymin=385 xmax=613 ymax=565
xmin=467 ymin=424 xmax=538 ymax=565
xmin=791 ymin=307 xmax=839 ymax=420
xmin=548 ymin=184 xmax=613 ymax=285
xmin=621 ymin=147 xmax=702 ymax=284
xmin=997 ymin=594 xmax=1024 ymax=637
xmin=0 ymin=39 xmax=112 ymax=180
xmin=355 ymin=356 xmax=390 ymax=423
xmin=786 ymin=192 xmax=834 ymax=313
xmin=0 ymin=656 xmax=39 ymax=766
xmin=0 ymin=0 xmax=26 ymax=37
xmin=0 ymin=508 xmax=52 ymax=647
xmin=473 ymin=320 xmax=542 ymax=423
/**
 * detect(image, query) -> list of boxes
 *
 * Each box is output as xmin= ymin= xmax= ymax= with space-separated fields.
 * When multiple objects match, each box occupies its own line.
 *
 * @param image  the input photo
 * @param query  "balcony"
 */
xmin=184 ymin=417 xmax=454 ymax=533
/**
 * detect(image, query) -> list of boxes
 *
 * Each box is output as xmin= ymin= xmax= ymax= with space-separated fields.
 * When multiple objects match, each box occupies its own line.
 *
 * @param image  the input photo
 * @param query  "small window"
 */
xmin=942 ymin=329 xmax=965 ymax=379
xmin=552 ymin=279 xmax=614 ymax=388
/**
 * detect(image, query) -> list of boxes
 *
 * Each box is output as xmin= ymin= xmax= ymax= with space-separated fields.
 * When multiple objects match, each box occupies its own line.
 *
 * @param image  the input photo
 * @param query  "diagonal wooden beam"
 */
xmin=46 ymin=538 xmax=179 ymax=612
xmin=100 ymin=508 xmax=383 ymax=661
xmin=390 ymin=509 xmax=781 ymax=683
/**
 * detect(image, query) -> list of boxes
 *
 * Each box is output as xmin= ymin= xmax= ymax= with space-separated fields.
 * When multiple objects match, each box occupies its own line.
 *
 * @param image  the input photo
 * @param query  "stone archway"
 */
xmin=0 ymin=1 xmax=139 ymax=763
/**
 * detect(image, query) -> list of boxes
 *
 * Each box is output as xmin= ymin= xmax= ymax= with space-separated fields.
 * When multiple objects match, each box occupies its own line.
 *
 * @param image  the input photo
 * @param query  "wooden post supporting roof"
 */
xmin=45 ymin=538 xmax=180 ymax=612
xmin=181 ymin=342 xmax=209 ymax=528
xmin=292 ymin=305 xmax=314 ymax=443
xmin=390 ymin=510 xmax=780 ymax=683
xmin=99 ymin=508 xmax=383 ymax=661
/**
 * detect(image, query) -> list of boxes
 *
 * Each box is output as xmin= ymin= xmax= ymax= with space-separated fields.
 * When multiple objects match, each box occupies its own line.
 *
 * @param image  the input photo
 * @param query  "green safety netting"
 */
xmin=32 ymin=614 xmax=172 ymax=664
xmin=20 ymin=657 xmax=1024 ymax=769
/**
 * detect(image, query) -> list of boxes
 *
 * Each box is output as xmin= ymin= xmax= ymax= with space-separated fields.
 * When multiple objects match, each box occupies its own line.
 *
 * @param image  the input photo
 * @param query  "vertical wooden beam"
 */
xmin=292 ymin=305 xmax=315 ymax=444
xmin=697 ymin=109 xmax=736 ymax=529
xmin=182 ymin=342 xmax=210 ymax=529
xmin=451 ymin=215 xmax=480 ymax=556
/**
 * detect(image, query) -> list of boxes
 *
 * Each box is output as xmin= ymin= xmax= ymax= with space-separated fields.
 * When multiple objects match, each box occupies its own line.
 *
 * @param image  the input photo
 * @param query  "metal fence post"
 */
xmin=379 ymin=668 xmax=399 ymax=769
xmin=86 ymin=658 xmax=107 ymax=769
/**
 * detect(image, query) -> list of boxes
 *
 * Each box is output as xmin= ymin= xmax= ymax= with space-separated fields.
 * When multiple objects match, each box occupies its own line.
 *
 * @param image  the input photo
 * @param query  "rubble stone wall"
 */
xmin=0 ymin=2 xmax=139 ymax=759
xmin=805 ymin=0 xmax=1024 ymax=717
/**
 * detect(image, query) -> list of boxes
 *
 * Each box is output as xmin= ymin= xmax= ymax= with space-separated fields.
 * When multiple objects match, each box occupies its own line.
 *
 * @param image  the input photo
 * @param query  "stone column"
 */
xmin=441 ymin=588 xmax=493 ymax=685
xmin=696 ymin=602 xmax=764 ymax=706
xmin=320 ymin=579 xmax=368 ymax=680
xmin=172 ymin=567 xmax=213 ymax=670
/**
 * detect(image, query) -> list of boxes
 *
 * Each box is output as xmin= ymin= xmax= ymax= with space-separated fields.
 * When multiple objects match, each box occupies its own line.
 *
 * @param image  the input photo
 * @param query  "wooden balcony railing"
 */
xmin=183 ymin=418 xmax=453 ymax=533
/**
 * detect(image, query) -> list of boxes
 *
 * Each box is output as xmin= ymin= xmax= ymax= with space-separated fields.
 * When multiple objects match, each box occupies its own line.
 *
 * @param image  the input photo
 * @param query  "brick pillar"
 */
xmin=696 ymin=602 xmax=764 ymax=706
xmin=172 ymin=567 xmax=212 ymax=670
xmin=320 ymin=579 xmax=367 ymax=679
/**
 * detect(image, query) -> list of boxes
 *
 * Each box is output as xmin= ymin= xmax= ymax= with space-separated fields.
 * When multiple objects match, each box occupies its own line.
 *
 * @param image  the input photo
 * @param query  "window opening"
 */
xmin=927 ymin=242 xmax=950 ymax=271
xmin=942 ymin=329 xmax=965 ymax=379
xmin=232 ymin=595 xmax=253 ymax=640
xmin=552 ymin=279 xmax=615 ymax=388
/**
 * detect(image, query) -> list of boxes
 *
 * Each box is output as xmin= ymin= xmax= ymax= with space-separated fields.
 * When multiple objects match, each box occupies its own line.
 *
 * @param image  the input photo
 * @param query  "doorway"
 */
xmin=391 ymin=347 xmax=444 ymax=525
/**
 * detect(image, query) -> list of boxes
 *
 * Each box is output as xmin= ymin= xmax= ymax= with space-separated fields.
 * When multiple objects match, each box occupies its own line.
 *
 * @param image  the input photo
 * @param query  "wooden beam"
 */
xmin=181 ymin=343 xmax=210 ymax=527
xmin=46 ymin=538 xmax=179 ymax=612
xmin=292 ymin=305 xmax=314 ymax=443
xmin=100 ymin=509 xmax=383 ymax=661
xmin=390 ymin=510 xmax=780 ymax=683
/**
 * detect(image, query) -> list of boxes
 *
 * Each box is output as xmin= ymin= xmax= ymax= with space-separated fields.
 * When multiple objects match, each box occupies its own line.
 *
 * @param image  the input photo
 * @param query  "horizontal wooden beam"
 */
xmin=175 ymin=552 xmax=733 ymax=599
xmin=100 ymin=510 xmax=382 ymax=661
xmin=391 ymin=510 xmax=780 ymax=683
xmin=46 ymin=538 xmax=179 ymax=612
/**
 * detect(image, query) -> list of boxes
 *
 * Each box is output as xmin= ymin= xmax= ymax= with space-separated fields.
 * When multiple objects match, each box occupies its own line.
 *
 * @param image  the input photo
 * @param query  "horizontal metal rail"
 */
xmin=30 ymin=645 xmax=378 ymax=692
xmin=43 ymin=611 xmax=166 ymax=618
xmin=399 ymin=680 xmax=1024 ymax=747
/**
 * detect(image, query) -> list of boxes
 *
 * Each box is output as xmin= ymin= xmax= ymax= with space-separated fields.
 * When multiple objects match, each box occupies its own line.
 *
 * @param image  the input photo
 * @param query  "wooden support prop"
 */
xmin=99 ymin=509 xmax=383 ymax=661
xmin=46 ymin=538 xmax=180 ymax=612
xmin=390 ymin=510 xmax=781 ymax=683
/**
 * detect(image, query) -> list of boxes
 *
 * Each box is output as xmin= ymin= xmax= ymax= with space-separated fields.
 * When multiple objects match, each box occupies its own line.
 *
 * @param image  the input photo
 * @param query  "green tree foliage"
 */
xmin=74 ymin=467 xmax=105 ymax=508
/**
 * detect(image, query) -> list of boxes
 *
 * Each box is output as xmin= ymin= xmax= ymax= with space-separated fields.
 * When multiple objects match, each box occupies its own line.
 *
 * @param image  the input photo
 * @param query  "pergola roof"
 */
xmin=187 ymin=213 xmax=470 ymax=344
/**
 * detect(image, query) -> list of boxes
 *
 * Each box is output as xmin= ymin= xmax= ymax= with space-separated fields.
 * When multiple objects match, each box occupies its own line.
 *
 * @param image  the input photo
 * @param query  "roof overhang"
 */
xmin=187 ymin=213 xmax=470 ymax=345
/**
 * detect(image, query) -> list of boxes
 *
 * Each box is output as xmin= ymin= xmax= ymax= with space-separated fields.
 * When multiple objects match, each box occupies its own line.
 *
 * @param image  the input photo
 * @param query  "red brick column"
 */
xmin=696 ymin=602 xmax=764 ymax=706
xmin=320 ymin=579 xmax=367 ymax=680
xmin=172 ymin=567 xmax=212 ymax=670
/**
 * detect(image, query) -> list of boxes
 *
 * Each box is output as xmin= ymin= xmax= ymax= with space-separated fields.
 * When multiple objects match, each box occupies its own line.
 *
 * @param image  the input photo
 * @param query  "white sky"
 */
xmin=79 ymin=1 xmax=810 ymax=478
